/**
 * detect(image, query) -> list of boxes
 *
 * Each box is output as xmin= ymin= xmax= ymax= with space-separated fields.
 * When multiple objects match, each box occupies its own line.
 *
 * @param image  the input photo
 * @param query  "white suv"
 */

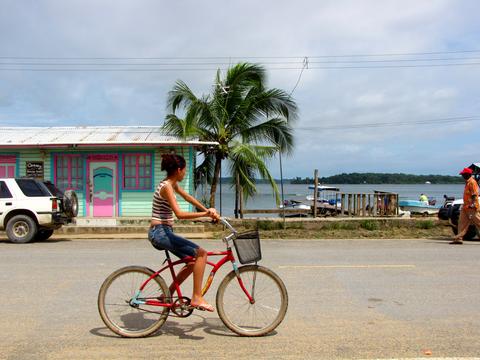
xmin=0 ymin=178 xmax=78 ymax=243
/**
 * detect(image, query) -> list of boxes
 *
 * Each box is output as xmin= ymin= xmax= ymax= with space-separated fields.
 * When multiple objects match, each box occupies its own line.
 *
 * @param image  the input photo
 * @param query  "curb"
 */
xmin=49 ymin=232 xmax=216 ymax=240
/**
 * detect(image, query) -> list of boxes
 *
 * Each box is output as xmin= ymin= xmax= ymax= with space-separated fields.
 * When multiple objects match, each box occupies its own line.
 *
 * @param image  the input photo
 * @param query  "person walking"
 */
xmin=452 ymin=167 xmax=480 ymax=244
xmin=148 ymin=153 xmax=219 ymax=311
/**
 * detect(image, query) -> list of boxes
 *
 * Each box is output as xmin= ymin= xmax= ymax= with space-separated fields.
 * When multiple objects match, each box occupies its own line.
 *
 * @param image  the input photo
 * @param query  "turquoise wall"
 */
xmin=0 ymin=145 xmax=196 ymax=217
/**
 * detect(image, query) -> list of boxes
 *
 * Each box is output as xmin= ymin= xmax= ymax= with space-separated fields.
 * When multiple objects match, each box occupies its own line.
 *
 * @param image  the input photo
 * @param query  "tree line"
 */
xmin=289 ymin=173 xmax=463 ymax=184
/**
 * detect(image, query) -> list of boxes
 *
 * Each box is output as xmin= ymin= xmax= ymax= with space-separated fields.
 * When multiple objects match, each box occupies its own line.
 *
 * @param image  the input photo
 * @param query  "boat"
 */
xmin=398 ymin=199 xmax=440 ymax=215
xmin=305 ymin=185 xmax=342 ymax=215
xmin=279 ymin=199 xmax=311 ymax=217
xmin=306 ymin=185 xmax=341 ymax=205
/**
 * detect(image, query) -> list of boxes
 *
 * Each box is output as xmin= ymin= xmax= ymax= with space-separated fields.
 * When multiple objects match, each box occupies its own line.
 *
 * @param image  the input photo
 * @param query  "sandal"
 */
xmin=190 ymin=302 xmax=214 ymax=312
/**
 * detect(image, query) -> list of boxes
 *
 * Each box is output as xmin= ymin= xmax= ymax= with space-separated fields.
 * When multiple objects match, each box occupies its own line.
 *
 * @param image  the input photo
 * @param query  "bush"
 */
xmin=416 ymin=220 xmax=435 ymax=229
xmin=360 ymin=220 xmax=380 ymax=231
xmin=256 ymin=221 xmax=284 ymax=231
xmin=323 ymin=222 xmax=357 ymax=231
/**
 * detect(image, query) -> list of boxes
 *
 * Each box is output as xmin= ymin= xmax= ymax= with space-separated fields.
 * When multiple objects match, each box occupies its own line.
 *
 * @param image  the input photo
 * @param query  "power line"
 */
xmin=1 ymin=116 xmax=477 ymax=132
xmin=2 ymin=57 xmax=480 ymax=66
xmin=1 ymin=62 xmax=480 ymax=72
xmin=289 ymin=57 xmax=308 ymax=96
xmin=1 ymin=49 xmax=480 ymax=60
xmin=296 ymin=116 xmax=480 ymax=131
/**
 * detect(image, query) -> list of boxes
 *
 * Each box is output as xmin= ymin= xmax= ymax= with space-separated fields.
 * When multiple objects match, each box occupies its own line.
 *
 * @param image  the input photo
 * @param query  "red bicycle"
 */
xmin=97 ymin=218 xmax=288 ymax=337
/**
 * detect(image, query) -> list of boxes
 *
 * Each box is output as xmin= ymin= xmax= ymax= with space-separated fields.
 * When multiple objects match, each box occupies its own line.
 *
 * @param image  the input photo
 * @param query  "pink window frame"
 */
xmin=54 ymin=154 xmax=83 ymax=191
xmin=0 ymin=155 xmax=16 ymax=178
xmin=122 ymin=153 xmax=152 ymax=190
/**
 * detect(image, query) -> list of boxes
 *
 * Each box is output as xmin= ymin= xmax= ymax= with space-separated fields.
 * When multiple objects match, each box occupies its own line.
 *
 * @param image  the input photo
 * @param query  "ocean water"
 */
xmin=196 ymin=183 xmax=465 ymax=217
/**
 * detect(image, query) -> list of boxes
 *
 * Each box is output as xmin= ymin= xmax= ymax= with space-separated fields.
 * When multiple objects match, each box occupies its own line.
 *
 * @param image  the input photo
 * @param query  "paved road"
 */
xmin=1 ymin=237 xmax=479 ymax=359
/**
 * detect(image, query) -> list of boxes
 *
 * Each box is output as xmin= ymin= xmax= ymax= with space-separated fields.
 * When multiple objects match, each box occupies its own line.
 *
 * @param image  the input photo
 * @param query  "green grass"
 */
xmin=416 ymin=220 xmax=435 ymax=229
xmin=360 ymin=220 xmax=380 ymax=231
xmin=322 ymin=222 xmax=357 ymax=231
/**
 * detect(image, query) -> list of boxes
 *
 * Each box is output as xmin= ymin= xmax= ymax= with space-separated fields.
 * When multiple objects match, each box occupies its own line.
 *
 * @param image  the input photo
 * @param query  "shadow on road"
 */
xmin=90 ymin=315 xmax=278 ymax=339
xmin=0 ymin=238 xmax=72 ymax=244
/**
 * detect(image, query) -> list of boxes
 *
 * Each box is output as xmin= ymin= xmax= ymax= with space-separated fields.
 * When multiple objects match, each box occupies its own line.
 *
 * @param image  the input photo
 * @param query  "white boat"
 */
xmin=305 ymin=185 xmax=342 ymax=215
xmin=279 ymin=200 xmax=311 ymax=217
xmin=398 ymin=199 xmax=440 ymax=215
xmin=306 ymin=185 xmax=341 ymax=206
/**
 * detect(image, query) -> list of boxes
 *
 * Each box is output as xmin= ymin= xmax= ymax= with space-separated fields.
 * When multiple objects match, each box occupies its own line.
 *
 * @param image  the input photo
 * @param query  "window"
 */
xmin=15 ymin=179 xmax=50 ymax=197
xmin=0 ymin=181 xmax=12 ymax=198
xmin=55 ymin=155 xmax=83 ymax=191
xmin=0 ymin=155 xmax=16 ymax=178
xmin=123 ymin=154 xmax=152 ymax=190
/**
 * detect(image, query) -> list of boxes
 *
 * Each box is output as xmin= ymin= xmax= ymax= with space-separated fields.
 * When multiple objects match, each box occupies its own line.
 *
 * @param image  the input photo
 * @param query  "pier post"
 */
xmin=313 ymin=169 xmax=318 ymax=217
xmin=362 ymin=194 xmax=366 ymax=216
xmin=348 ymin=194 xmax=352 ymax=216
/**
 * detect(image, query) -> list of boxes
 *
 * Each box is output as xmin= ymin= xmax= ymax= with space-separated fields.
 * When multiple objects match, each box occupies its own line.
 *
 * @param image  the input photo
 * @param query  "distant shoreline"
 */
xmin=218 ymin=173 xmax=464 ymax=185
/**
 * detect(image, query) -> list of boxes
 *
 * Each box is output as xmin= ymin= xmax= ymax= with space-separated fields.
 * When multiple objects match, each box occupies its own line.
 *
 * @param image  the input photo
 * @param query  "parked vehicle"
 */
xmin=0 ymin=178 xmax=78 ymax=243
xmin=437 ymin=195 xmax=477 ymax=240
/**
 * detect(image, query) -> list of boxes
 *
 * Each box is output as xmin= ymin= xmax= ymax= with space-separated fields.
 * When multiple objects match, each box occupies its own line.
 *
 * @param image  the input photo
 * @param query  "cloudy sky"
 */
xmin=1 ymin=0 xmax=479 ymax=178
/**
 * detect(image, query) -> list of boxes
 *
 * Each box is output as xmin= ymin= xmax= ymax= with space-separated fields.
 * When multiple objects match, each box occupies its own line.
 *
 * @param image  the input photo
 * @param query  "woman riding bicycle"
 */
xmin=148 ymin=153 xmax=219 ymax=312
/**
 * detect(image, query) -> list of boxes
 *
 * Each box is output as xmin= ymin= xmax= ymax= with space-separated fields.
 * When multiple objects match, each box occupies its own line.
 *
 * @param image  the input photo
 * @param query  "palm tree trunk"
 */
xmin=209 ymin=156 xmax=222 ymax=209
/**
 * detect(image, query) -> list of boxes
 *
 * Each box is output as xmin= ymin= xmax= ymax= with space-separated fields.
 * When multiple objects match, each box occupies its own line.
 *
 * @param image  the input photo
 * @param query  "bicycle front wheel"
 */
xmin=98 ymin=266 xmax=170 ymax=338
xmin=216 ymin=265 xmax=288 ymax=336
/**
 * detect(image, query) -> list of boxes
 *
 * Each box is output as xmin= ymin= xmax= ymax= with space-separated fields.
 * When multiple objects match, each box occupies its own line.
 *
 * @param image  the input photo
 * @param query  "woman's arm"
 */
xmin=161 ymin=183 xmax=212 ymax=220
xmin=174 ymin=183 xmax=219 ymax=220
xmin=174 ymin=183 xmax=209 ymax=211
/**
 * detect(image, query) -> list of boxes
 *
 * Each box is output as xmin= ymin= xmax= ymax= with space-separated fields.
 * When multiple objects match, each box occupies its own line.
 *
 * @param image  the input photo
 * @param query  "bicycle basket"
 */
xmin=233 ymin=230 xmax=261 ymax=264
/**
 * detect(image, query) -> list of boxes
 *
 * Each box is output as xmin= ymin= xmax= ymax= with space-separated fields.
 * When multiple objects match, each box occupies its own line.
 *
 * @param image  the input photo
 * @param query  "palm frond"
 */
xmin=229 ymin=142 xmax=280 ymax=203
xmin=237 ymin=118 xmax=294 ymax=154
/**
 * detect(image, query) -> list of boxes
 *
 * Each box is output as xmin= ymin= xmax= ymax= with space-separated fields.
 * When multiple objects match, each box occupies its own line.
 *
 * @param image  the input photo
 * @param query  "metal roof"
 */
xmin=0 ymin=126 xmax=218 ymax=147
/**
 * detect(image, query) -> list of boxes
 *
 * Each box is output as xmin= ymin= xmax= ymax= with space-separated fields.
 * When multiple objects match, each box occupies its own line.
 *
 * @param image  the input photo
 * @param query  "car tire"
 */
xmin=6 ymin=215 xmax=38 ymax=244
xmin=35 ymin=228 xmax=54 ymax=241
xmin=63 ymin=190 xmax=78 ymax=218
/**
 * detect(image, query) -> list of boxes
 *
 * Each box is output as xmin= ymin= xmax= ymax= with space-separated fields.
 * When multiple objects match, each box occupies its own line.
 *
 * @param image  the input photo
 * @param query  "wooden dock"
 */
xmin=240 ymin=191 xmax=399 ymax=218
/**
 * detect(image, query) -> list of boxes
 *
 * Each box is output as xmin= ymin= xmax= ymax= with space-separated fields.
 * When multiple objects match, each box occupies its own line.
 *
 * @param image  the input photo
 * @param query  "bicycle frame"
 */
xmin=132 ymin=242 xmax=254 ymax=308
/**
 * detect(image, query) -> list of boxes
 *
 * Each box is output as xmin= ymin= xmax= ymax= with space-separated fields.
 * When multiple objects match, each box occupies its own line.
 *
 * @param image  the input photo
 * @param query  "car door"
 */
xmin=0 ymin=181 xmax=14 ymax=227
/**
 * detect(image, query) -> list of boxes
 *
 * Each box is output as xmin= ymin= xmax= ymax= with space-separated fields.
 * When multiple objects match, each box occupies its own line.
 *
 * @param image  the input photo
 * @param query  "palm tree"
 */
xmin=163 ymin=62 xmax=298 ymax=212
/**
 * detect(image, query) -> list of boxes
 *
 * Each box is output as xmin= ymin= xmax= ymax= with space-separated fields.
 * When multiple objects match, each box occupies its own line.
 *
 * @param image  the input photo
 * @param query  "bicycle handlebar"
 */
xmin=219 ymin=217 xmax=237 ymax=234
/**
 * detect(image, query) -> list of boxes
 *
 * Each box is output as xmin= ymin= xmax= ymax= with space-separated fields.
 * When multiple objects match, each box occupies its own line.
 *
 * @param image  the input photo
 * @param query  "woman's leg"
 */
xmin=190 ymin=248 xmax=213 ymax=310
xmin=169 ymin=262 xmax=194 ymax=296
xmin=163 ymin=229 xmax=214 ymax=311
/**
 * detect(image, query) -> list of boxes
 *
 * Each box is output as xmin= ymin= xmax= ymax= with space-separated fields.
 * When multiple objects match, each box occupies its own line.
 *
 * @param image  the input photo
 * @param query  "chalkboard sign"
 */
xmin=26 ymin=161 xmax=44 ymax=179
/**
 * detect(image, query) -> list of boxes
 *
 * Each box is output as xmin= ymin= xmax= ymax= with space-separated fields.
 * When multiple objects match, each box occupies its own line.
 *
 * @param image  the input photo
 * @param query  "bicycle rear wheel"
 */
xmin=216 ymin=265 xmax=288 ymax=336
xmin=98 ymin=266 xmax=170 ymax=338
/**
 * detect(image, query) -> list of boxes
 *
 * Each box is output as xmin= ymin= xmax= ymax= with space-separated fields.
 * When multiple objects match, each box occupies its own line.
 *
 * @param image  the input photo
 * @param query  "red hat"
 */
xmin=459 ymin=167 xmax=473 ymax=175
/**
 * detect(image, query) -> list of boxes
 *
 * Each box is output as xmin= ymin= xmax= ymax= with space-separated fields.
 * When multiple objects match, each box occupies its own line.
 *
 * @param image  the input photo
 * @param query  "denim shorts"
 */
xmin=148 ymin=224 xmax=199 ymax=259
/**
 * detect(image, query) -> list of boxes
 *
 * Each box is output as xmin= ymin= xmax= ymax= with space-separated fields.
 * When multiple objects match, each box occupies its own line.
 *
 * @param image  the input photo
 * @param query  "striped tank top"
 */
xmin=151 ymin=181 xmax=174 ymax=226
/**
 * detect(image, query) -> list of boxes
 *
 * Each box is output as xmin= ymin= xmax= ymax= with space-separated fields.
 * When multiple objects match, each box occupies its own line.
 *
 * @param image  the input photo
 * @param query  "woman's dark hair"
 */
xmin=161 ymin=153 xmax=186 ymax=176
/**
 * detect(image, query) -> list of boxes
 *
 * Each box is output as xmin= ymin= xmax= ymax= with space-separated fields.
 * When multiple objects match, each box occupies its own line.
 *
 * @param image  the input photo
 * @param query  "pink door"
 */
xmin=88 ymin=162 xmax=117 ymax=217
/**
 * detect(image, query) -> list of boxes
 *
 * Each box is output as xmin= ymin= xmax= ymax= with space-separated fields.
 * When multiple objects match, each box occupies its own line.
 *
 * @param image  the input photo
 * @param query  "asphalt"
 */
xmin=1 ymin=237 xmax=480 ymax=359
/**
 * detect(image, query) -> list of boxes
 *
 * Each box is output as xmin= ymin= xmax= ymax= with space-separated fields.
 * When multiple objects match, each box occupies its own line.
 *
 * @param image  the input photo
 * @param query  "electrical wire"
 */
xmin=296 ymin=116 xmax=480 ymax=131
xmin=2 ymin=50 xmax=480 ymax=71
xmin=1 ymin=49 xmax=480 ymax=60
xmin=1 ymin=116 xmax=478 ymax=132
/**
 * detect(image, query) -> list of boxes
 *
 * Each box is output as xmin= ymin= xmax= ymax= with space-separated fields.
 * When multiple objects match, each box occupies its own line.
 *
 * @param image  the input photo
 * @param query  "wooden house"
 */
xmin=0 ymin=126 xmax=216 ymax=218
